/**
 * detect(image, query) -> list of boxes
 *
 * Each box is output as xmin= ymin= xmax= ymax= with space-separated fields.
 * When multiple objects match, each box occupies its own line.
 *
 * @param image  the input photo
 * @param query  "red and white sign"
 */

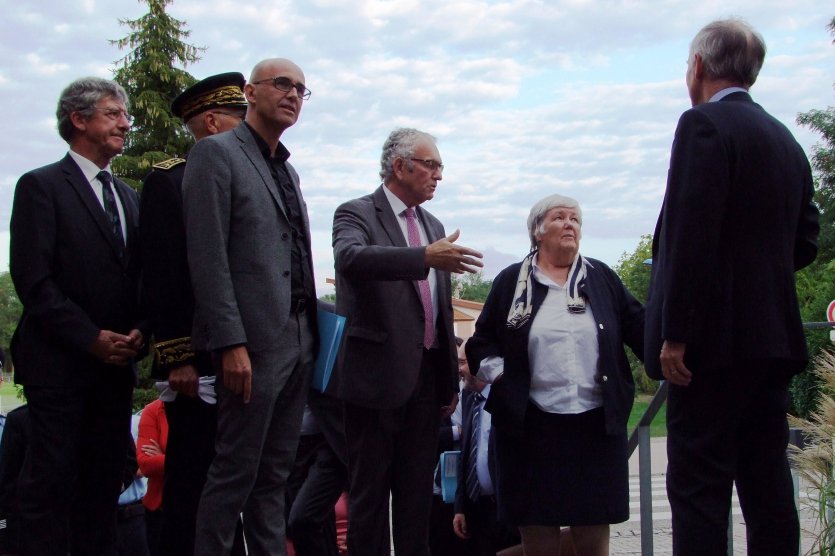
xmin=828 ymin=300 xmax=835 ymax=323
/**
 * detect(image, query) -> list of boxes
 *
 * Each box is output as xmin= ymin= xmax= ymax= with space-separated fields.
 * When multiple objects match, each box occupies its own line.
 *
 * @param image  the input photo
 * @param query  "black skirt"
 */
xmin=493 ymin=404 xmax=628 ymax=526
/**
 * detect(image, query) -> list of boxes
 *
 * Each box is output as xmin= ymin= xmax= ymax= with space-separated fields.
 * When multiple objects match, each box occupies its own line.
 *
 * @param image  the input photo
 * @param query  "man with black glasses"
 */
xmin=140 ymin=72 xmax=248 ymax=556
xmin=183 ymin=58 xmax=318 ymax=555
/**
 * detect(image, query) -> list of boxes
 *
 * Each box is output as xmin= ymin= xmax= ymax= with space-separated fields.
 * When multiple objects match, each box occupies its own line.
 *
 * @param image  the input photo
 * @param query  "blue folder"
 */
xmin=439 ymin=450 xmax=460 ymax=503
xmin=312 ymin=308 xmax=346 ymax=392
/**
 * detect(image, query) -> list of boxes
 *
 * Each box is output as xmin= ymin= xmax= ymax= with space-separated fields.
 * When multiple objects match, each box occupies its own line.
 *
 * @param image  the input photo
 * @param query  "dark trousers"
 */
xmin=117 ymin=503 xmax=150 ymax=556
xmin=20 ymin=369 xmax=133 ymax=556
xmin=429 ymin=495 xmax=474 ymax=556
xmin=158 ymin=396 xmax=216 ymax=556
xmin=287 ymin=433 xmax=348 ymax=556
xmin=666 ymin=359 xmax=799 ymax=556
xmin=464 ymin=495 xmax=520 ymax=556
xmin=344 ymin=349 xmax=443 ymax=556
xmin=144 ymin=508 xmax=161 ymax=556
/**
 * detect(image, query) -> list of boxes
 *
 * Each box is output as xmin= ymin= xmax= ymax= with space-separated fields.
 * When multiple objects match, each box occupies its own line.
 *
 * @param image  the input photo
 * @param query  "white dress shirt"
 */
xmin=476 ymin=255 xmax=603 ymax=414
xmin=382 ymin=184 xmax=439 ymax=332
xmin=474 ymin=384 xmax=494 ymax=495
xmin=68 ymin=149 xmax=127 ymax=239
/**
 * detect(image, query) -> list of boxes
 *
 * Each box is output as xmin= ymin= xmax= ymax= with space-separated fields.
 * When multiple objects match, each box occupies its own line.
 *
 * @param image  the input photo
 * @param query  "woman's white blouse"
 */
xmin=476 ymin=260 xmax=603 ymax=414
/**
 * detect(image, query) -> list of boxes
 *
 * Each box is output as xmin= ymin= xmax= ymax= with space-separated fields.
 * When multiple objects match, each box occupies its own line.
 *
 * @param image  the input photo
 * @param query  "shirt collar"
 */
xmin=382 ymin=183 xmax=410 ymax=216
xmin=709 ymin=86 xmax=748 ymax=103
xmin=244 ymin=122 xmax=290 ymax=162
xmin=68 ymin=149 xmax=111 ymax=183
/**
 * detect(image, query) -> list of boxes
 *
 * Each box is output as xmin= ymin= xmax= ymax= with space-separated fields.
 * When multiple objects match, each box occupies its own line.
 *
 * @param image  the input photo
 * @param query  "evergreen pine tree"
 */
xmin=110 ymin=0 xmax=203 ymax=188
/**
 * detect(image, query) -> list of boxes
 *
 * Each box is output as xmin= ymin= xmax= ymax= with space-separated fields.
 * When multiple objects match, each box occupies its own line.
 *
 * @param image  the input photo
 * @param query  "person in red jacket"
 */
xmin=137 ymin=399 xmax=168 ymax=556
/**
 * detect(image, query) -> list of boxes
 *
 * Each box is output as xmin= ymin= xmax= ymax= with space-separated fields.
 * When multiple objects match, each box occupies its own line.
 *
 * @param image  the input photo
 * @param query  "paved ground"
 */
xmin=613 ymin=437 xmax=819 ymax=555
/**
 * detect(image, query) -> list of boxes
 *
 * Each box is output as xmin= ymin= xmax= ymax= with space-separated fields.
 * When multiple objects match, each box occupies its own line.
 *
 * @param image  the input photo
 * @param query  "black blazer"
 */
xmin=140 ymin=158 xmax=212 ymax=379
xmin=466 ymin=257 xmax=644 ymax=436
xmin=645 ymin=92 xmax=819 ymax=379
xmin=332 ymin=186 xmax=458 ymax=409
xmin=10 ymin=154 xmax=144 ymax=387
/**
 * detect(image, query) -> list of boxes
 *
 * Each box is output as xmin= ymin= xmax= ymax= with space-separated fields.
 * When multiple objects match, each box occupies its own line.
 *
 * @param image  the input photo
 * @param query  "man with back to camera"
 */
xmin=183 ymin=58 xmax=318 ymax=555
xmin=10 ymin=76 xmax=145 ymax=555
xmin=645 ymin=18 xmax=820 ymax=555
xmin=139 ymin=72 xmax=248 ymax=556
xmin=332 ymin=127 xmax=483 ymax=555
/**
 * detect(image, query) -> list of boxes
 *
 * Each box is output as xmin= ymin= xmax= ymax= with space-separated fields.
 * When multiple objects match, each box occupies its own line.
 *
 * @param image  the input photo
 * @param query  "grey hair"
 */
xmin=527 ymin=194 xmax=582 ymax=250
xmin=56 ymin=77 xmax=129 ymax=143
xmin=379 ymin=128 xmax=436 ymax=182
xmin=689 ymin=18 xmax=766 ymax=88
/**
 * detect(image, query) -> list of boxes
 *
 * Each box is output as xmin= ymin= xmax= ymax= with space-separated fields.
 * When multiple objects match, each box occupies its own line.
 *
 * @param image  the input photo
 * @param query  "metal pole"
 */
xmin=727 ymin=509 xmax=733 ymax=556
xmin=638 ymin=425 xmax=654 ymax=556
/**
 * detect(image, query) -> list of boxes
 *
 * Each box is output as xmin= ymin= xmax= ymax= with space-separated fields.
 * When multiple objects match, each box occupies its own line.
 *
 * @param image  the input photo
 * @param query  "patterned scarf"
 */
xmin=506 ymin=250 xmax=589 ymax=329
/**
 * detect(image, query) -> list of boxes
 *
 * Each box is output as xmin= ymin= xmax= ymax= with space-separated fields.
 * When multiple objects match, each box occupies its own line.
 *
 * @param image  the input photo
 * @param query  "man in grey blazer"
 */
xmin=183 ymin=58 xmax=317 ymax=555
xmin=333 ymin=128 xmax=483 ymax=556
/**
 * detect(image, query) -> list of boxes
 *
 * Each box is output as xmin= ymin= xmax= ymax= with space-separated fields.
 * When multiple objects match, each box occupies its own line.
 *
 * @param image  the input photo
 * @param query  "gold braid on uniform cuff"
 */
xmin=154 ymin=337 xmax=196 ymax=367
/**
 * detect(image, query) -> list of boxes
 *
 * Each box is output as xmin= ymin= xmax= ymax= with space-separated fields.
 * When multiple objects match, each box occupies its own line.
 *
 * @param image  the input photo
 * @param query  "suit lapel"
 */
xmin=234 ymin=125 xmax=289 ymax=220
xmin=60 ymin=155 xmax=126 ymax=263
xmin=113 ymin=178 xmax=138 ymax=265
xmin=372 ymin=186 xmax=408 ymax=248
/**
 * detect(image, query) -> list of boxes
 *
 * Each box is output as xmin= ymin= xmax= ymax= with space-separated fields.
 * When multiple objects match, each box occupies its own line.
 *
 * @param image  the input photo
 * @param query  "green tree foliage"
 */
xmin=110 ymin=0 xmax=203 ymax=188
xmin=613 ymin=235 xmax=657 ymax=394
xmin=614 ymin=234 xmax=652 ymax=304
xmin=0 ymin=273 xmax=22 ymax=372
xmin=452 ymin=271 xmax=493 ymax=303
xmin=791 ymin=16 xmax=835 ymax=418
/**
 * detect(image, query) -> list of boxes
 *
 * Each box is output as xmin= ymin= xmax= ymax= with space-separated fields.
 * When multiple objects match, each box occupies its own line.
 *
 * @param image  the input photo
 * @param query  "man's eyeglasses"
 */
xmin=250 ymin=76 xmax=312 ymax=100
xmin=410 ymin=158 xmax=444 ymax=172
xmin=94 ymin=107 xmax=134 ymax=124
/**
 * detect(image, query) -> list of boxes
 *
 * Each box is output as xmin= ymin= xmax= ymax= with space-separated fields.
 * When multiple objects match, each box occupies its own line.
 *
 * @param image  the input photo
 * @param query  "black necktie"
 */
xmin=97 ymin=171 xmax=125 ymax=247
xmin=466 ymin=392 xmax=485 ymax=501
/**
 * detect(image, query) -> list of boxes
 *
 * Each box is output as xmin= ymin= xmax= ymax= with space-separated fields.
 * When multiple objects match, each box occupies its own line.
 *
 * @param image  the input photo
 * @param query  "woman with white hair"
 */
xmin=466 ymin=194 xmax=644 ymax=556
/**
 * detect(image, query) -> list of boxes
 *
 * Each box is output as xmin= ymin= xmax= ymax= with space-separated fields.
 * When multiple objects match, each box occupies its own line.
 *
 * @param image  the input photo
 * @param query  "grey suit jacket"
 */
xmin=183 ymin=123 xmax=314 ymax=353
xmin=332 ymin=185 xmax=458 ymax=409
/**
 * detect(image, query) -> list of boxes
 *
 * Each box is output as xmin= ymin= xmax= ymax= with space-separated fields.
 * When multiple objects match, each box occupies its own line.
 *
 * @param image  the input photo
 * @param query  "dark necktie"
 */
xmin=404 ymin=208 xmax=435 ymax=348
xmin=97 ymin=171 xmax=125 ymax=247
xmin=466 ymin=392 xmax=485 ymax=501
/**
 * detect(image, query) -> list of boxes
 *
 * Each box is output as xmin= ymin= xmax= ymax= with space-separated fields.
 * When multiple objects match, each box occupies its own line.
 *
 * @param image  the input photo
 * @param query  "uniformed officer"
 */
xmin=139 ymin=72 xmax=247 ymax=556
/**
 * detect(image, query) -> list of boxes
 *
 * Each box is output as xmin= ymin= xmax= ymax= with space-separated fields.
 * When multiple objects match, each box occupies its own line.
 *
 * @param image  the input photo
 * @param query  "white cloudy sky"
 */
xmin=0 ymin=1 xmax=832 ymax=294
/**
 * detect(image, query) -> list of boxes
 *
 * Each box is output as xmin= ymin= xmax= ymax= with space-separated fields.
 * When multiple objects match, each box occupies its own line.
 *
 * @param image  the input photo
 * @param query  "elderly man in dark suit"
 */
xmin=10 ymin=76 xmax=145 ymax=555
xmin=332 ymin=127 xmax=483 ymax=556
xmin=183 ymin=58 xmax=317 ymax=555
xmin=140 ymin=72 xmax=247 ymax=556
xmin=645 ymin=18 xmax=820 ymax=556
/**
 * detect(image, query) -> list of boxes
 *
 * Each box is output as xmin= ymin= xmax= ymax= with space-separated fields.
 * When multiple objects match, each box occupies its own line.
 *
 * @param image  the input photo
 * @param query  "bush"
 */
xmin=132 ymin=387 xmax=158 ymax=413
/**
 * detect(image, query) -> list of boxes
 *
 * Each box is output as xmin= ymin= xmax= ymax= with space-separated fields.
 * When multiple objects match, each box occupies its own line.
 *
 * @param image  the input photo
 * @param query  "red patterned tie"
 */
xmin=405 ymin=207 xmax=435 ymax=348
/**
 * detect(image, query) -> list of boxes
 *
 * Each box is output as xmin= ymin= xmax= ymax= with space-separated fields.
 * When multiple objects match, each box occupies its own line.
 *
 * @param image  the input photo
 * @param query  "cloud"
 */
xmin=25 ymin=53 xmax=70 ymax=76
xmin=0 ymin=0 xmax=831 ymax=285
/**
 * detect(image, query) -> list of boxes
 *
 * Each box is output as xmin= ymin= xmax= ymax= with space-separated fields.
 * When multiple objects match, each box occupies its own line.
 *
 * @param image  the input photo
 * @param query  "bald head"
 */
xmin=249 ymin=58 xmax=304 ymax=84
xmin=244 ymin=57 xmax=307 ymax=148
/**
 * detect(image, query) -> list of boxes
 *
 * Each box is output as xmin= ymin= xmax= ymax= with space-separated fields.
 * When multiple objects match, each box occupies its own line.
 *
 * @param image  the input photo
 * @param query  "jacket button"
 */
xmin=602 ymin=375 xmax=608 ymax=382
xmin=283 ymin=270 xmax=290 ymax=277
xmin=282 ymin=233 xmax=289 ymax=240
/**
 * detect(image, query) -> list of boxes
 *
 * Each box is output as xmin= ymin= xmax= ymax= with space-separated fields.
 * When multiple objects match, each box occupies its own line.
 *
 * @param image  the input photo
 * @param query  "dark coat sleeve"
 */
xmin=10 ymin=169 xmax=101 ymax=353
xmin=140 ymin=164 xmax=203 ymax=378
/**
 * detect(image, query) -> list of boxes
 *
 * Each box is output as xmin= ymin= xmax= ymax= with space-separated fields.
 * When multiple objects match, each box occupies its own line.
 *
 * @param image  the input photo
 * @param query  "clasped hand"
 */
xmin=89 ymin=329 xmax=143 ymax=366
